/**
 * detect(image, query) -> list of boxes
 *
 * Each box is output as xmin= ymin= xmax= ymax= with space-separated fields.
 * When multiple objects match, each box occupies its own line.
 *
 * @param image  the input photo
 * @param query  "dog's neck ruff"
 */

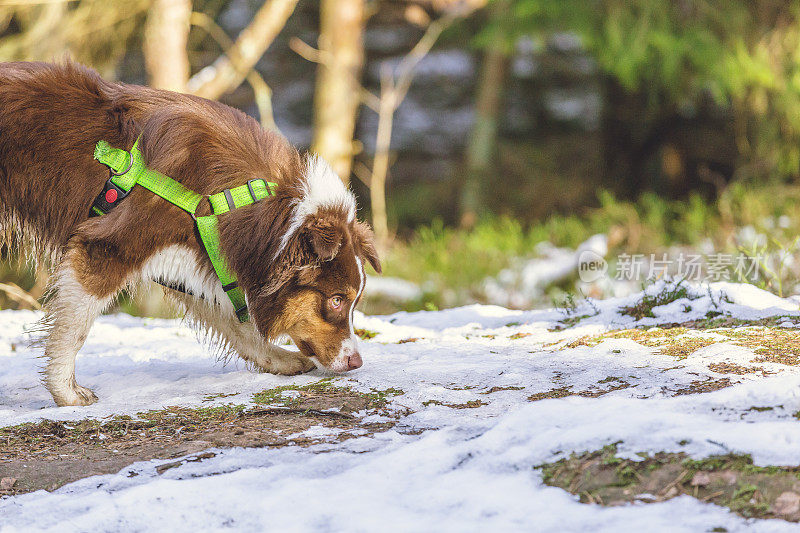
xmin=91 ymin=138 xmax=277 ymax=323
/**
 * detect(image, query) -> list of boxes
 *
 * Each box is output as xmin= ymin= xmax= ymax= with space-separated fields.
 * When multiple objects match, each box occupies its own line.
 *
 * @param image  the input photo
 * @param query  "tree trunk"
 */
xmin=459 ymin=40 xmax=509 ymax=229
xmin=369 ymin=84 xmax=395 ymax=249
xmin=311 ymin=0 xmax=365 ymax=186
xmin=30 ymin=3 xmax=67 ymax=62
xmin=143 ymin=0 xmax=191 ymax=91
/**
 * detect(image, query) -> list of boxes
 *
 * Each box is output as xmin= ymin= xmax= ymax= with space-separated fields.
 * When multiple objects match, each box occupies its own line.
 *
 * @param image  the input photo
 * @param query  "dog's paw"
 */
xmin=53 ymin=384 xmax=99 ymax=407
xmin=244 ymin=345 xmax=316 ymax=375
xmin=253 ymin=354 xmax=315 ymax=375
xmin=286 ymin=356 xmax=316 ymax=375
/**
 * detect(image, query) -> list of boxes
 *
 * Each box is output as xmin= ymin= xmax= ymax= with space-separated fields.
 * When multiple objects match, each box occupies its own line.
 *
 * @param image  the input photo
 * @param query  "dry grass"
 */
xmin=568 ymin=321 xmax=800 ymax=374
xmin=567 ymin=327 xmax=717 ymax=359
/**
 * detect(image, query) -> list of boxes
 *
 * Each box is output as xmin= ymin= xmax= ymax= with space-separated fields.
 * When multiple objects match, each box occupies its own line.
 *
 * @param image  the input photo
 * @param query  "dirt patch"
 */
xmin=578 ymin=377 xmax=633 ymax=398
xmin=0 ymin=380 xmax=404 ymax=497
xmin=481 ymin=386 xmax=525 ymax=394
xmin=527 ymin=379 xmax=634 ymax=401
xmin=422 ymin=399 xmax=486 ymax=409
xmin=251 ymin=378 xmax=404 ymax=414
xmin=539 ymin=444 xmax=800 ymax=521
xmin=722 ymin=328 xmax=800 ymax=366
xmin=708 ymin=362 xmax=773 ymax=376
xmin=671 ymin=377 xmax=735 ymax=396
xmin=667 ymin=315 xmax=799 ymax=330
xmin=528 ymin=386 xmax=574 ymax=401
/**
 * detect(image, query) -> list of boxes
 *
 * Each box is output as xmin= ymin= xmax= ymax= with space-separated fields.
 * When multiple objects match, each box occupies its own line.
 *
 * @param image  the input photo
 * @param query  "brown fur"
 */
xmin=0 ymin=61 xmax=380 ymax=406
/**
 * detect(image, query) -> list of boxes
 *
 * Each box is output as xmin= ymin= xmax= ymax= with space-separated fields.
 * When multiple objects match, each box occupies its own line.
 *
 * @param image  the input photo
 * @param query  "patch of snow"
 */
xmin=484 ymin=234 xmax=608 ymax=307
xmin=2 ymin=282 xmax=800 ymax=530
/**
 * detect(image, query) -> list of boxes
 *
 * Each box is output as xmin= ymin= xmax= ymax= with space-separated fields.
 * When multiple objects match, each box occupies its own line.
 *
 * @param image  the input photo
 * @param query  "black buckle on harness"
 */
xmin=90 ymin=171 xmax=133 ymax=217
xmin=90 ymin=177 xmax=131 ymax=217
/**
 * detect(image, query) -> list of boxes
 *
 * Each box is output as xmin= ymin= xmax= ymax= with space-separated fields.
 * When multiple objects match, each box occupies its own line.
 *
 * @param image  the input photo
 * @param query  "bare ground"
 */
xmin=539 ymin=445 xmax=800 ymax=521
xmin=0 ymin=380 xmax=402 ymax=496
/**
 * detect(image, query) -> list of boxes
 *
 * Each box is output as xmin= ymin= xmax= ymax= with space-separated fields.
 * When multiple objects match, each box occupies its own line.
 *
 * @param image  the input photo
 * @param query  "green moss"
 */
xmin=251 ymin=379 xmax=403 ymax=410
xmin=550 ymin=313 xmax=593 ymax=331
xmin=613 ymin=464 xmax=639 ymax=487
xmin=600 ymin=442 xmax=623 ymax=466
xmin=729 ymin=483 xmax=770 ymax=517
xmin=252 ymin=378 xmax=337 ymax=406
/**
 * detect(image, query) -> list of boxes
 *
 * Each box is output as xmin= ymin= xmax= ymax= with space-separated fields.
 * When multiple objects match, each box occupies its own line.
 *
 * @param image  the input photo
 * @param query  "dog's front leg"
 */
xmin=168 ymin=292 xmax=314 ymax=375
xmin=43 ymin=245 xmax=121 ymax=406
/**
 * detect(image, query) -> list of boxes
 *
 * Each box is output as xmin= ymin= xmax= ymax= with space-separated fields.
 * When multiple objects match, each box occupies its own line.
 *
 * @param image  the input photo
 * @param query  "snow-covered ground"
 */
xmin=3 ymin=281 xmax=800 ymax=532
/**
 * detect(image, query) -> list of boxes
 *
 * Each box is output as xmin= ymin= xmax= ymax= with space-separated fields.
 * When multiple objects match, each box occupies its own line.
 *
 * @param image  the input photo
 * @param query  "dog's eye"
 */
xmin=329 ymin=296 xmax=343 ymax=310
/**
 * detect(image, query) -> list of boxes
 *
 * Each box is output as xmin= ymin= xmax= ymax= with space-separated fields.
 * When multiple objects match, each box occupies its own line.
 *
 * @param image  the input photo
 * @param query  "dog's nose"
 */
xmin=347 ymin=352 xmax=363 ymax=370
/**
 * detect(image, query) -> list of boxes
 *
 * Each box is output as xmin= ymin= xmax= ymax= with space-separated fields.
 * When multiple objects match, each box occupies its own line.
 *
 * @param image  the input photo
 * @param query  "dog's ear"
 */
xmin=353 ymin=220 xmax=382 ymax=274
xmin=302 ymin=213 xmax=344 ymax=261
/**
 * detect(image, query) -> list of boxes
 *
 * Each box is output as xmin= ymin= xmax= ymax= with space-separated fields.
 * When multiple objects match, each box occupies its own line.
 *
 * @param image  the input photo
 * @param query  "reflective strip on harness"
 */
xmin=92 ymin=138 xmax=277 ymax=323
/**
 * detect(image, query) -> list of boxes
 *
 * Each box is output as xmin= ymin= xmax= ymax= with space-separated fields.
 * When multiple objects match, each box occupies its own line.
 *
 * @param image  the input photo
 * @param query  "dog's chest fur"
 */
xmin=140 ymin=244 xmax=231 ymax=310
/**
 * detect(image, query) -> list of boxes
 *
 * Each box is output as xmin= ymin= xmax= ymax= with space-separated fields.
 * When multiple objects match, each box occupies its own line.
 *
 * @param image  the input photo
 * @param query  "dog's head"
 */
xmin=219 ymin=155 xmax=381 ymax=372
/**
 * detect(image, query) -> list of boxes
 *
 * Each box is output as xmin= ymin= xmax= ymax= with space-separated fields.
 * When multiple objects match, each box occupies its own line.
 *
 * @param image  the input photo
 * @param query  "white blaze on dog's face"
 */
xmin=257 ymin=155 xmax=380 ymax=372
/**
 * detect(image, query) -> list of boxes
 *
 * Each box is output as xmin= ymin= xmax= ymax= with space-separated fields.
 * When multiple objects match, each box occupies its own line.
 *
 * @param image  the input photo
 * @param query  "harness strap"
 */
xmin=92 ymin=139 xmax=277 ymax=323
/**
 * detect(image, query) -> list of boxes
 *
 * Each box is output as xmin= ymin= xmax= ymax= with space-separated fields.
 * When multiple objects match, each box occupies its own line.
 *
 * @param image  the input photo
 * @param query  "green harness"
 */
xmin=91 ymin=138 xmax=277 ymax=323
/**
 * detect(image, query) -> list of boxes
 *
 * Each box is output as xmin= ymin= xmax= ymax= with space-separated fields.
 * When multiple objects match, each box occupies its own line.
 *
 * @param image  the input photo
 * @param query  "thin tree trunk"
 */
xmin=369 ymin=80 xmax=395 ymax=248
xmin=30 ymin=3 xmax=66 ymax=61
xmin=311 ymin=0 xmax=365 ymax=186
xmin=187 ymin=0 xmax=299 ymax=100
xmin=143 ymin=0 xmax=191 ymax=91
xmin=459 ymin=5 xmax=510 ymax=229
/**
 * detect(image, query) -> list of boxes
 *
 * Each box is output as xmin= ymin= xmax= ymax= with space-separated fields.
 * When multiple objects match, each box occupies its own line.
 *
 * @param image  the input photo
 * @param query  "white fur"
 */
xmin=276 ymin=154 xmax=357 ymax=259
xmin=141 ymin=245 xmax=315 ymax=374
xmin=174 ymin=292 xmax=314 ymax=375
xmin=43 ymin=258 xmax=115 ymax=406
xmin=332 ymin=336 xmax=359 ymax=372
xmin=140 ymin=245 xmax=235 ymax=317
xmin=349 ymin=255 xmax=365 ymax=335
xmin=329 ymin=254 xmax=366 ymax=372
xmin=43 ymin=245 xmax=236 ymax=406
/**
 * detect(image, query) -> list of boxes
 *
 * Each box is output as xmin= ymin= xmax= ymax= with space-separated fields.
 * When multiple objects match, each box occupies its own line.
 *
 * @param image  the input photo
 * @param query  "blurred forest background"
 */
xmin=1 ymin=0 xmax=800 ymax=315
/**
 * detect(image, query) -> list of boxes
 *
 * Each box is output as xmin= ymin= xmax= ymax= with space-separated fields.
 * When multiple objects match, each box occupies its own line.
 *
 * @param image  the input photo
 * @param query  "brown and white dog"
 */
xmin=0 ymin=61 xmax=380 ymax=407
